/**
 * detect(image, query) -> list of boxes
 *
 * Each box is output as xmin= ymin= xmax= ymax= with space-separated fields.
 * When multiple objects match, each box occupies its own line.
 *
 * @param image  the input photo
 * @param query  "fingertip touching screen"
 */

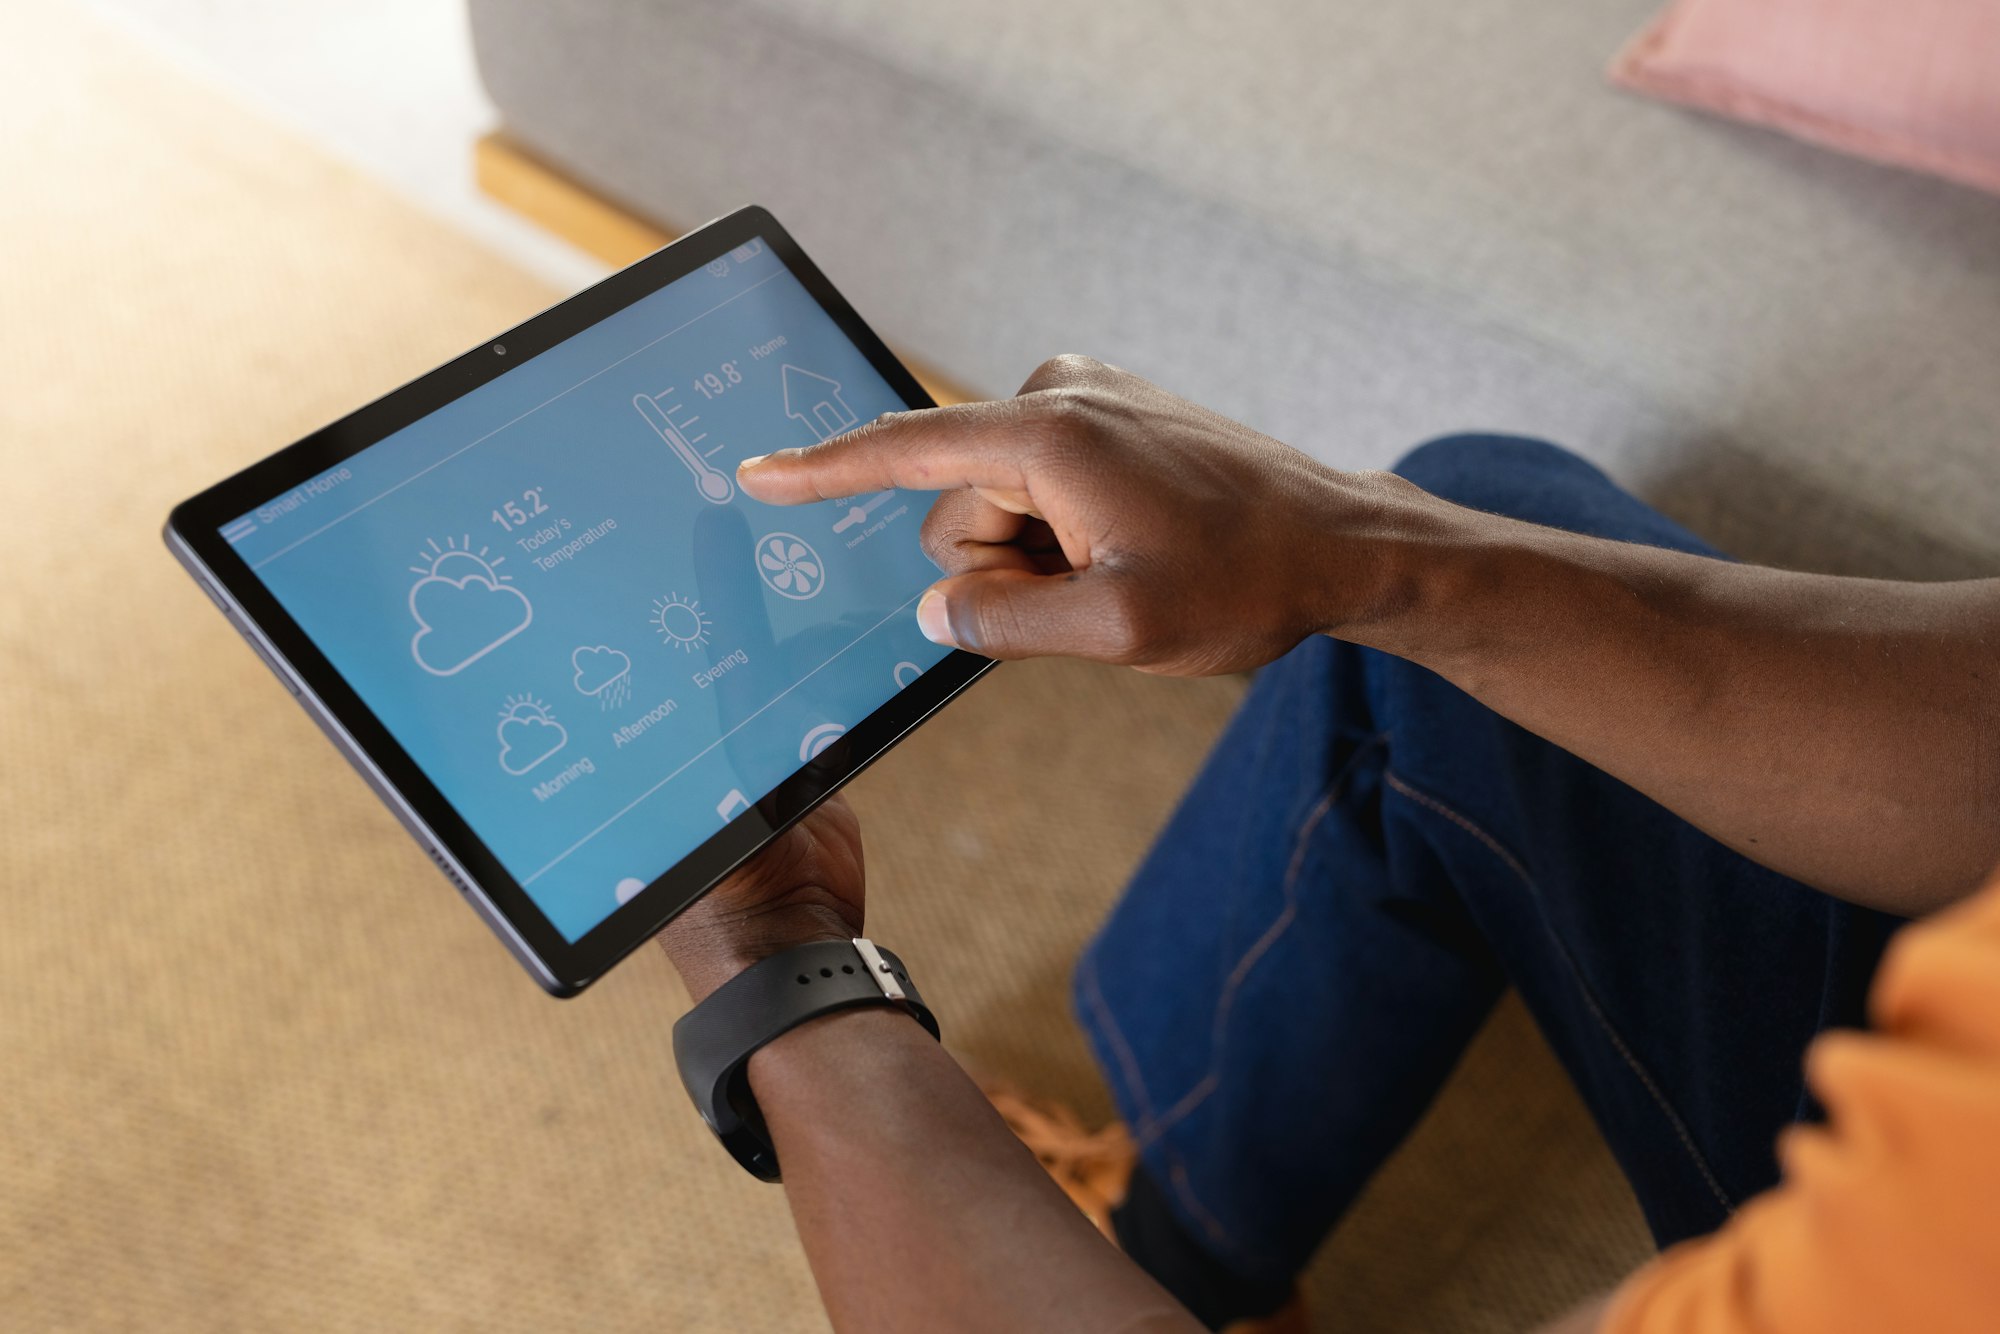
xmin=217 ymin=239 xmax=948 ymax=941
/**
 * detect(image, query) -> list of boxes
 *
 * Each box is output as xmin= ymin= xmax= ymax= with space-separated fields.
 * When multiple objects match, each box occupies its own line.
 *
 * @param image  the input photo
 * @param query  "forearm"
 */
xmin=1338 ymin=482 xmax=2000 ymax=916
xmin=747 ymin=1006 xmax=1199 ymax=1334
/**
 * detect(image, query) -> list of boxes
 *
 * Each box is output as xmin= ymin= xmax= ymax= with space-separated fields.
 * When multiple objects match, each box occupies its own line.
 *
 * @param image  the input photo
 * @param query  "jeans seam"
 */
xmin=1383 ymin=769 xmax=1737 ymax=1216
xmin=1165 ymin=1158 xmax=1256 ymax=1277
xmin=1127 ymin=792 xmax=1321 ymax=1151
xmin=1078 ymin=947 xmax=1163 ymax=1128
xmin=1121 ymin=737 xmax=1384 ymax=1273
xmin=1132 ymin=737 xmax=1381 ymax=1153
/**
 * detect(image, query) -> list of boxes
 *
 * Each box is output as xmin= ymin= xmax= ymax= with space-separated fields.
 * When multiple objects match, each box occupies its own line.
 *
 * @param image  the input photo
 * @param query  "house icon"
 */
xmin=781 ymin=364 xmax=860 ymax=442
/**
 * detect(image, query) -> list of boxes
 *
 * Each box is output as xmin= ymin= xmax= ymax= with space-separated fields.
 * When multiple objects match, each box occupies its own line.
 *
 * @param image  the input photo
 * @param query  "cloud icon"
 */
xmin=497 ymin=696 xmax=567 ymax=776
xmin=571 ymin=645 xmax=631 ymax=696
xmin=408 ymin=543 xmax=532 ymax=677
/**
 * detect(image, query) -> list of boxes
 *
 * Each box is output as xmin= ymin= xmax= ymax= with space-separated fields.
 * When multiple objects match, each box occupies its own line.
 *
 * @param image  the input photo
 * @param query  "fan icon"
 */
xmin=755 ymin=532 xmax=826 ymax=600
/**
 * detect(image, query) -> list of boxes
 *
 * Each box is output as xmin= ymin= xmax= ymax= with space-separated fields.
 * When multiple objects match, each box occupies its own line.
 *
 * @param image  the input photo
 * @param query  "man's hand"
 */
xmin=739 ymin=355 xmax=1435 ymax=675
xmin=741 ymin=355 xmax=2000 ymax=914
xmin=656 ymin=796 xmax=865 ymax=1003
xmin=652 ymin=796 xmax=1205 ymax=1333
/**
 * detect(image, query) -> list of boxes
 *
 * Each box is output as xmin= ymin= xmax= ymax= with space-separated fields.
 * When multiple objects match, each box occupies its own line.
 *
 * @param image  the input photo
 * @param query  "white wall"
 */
xmin=80 ymin=0 xmax=611 ymax=294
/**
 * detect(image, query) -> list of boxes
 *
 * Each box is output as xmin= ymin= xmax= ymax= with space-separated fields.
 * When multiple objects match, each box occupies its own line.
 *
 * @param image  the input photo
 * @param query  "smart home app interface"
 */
xmin=219 ymin=241 xmax=948 ymax=940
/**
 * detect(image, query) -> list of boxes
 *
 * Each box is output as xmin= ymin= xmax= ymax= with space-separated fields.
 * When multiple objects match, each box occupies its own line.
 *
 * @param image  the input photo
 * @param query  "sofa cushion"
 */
xmin=1613 ymin=0 xmax=2000 ymax=198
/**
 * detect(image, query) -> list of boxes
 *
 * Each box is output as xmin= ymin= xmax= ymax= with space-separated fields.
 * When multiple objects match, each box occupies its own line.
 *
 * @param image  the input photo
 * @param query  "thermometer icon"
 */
xmin=633 ymin=391 xmax=734 ymax=505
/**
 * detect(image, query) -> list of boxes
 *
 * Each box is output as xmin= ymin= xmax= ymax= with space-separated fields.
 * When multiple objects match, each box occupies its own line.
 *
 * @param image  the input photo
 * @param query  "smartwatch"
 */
xmin=672 ymin=938 xmax=940 ymax=1180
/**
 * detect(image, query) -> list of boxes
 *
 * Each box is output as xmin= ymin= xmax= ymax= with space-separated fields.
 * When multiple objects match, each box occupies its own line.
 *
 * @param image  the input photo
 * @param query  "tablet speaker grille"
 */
xmin=425 ymin=845 xmax=471 ymax=895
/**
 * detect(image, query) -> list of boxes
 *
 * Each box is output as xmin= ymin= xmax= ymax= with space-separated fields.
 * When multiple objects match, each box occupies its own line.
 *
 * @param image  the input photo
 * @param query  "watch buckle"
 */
xmin=851 ymin=937 xmax=906 ymax=1003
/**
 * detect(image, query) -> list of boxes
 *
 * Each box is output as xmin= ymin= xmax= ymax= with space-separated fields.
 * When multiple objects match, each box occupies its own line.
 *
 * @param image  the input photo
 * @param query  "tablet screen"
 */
xmin=217 ymin=240 xmax=947 ymax=941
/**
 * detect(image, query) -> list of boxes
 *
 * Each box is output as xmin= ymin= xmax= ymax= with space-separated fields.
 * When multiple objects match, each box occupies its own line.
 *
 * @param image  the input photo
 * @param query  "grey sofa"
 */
xmin=465 ymin=1 xmax=1998 ymax=1322
xmin=470 ymin=0 xmax=1999 ymax=582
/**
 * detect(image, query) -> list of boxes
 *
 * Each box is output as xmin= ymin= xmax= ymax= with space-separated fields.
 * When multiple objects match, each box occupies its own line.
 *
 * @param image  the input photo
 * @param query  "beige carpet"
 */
xmin=0 ymin=7 xmax=1650 ymax=1329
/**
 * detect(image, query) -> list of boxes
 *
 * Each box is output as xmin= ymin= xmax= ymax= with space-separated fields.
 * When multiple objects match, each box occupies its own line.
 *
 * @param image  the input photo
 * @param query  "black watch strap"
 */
xmin=672 ymin=938 xmax=939 ymax=1181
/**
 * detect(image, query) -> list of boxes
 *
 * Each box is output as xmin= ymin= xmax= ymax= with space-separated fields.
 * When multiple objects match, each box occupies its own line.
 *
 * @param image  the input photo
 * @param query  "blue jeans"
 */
xmin=1074 ymin=435 xmax=1903 ymax=1287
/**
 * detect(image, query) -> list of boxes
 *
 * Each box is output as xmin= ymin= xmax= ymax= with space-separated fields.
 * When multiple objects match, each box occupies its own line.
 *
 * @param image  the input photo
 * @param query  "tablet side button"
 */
xmin=225 ymin=611 xmax=302 ymax=696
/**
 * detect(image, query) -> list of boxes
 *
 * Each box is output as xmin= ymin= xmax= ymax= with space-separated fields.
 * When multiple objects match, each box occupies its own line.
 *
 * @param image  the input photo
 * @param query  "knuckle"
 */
xmin=1028 ymin=385 xmax=1097 ymax=442
xmin=963 ymin=599 xmax=1003 ymax=650
xmin=919 ymin=493 xmax=1002 ymax=573
xmin=916 ymin=515 xmax=948 ymax=563
xmin=1047 ymin=353 xmax=1105 ymax=381
xmin=975 ymin=592 xmax=1043 ymax=656
xmin=837 ymin=416 xmax=891 ymax=455
xmin=1041 ymin=384 xmax=1087 ymax=418
xmin=840 ymin=409 xmax=900 ymax=450
xmin=1020 ymin=388 xmax=1118 ymax=479
xmin=1024 ymin=353 xmax=1105 ymax=393
xmin=916 ymin=510 xmax=963 ymax=567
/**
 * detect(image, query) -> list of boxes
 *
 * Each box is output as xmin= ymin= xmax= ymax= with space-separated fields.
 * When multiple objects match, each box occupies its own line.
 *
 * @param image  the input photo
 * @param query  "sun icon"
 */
xmin=650 ymin=592 xmax=713 ymax=652
xmin=499 ymin=692 xmax=554 ymax=722
xmin=409 ymin=534 xmax=510 ymax=584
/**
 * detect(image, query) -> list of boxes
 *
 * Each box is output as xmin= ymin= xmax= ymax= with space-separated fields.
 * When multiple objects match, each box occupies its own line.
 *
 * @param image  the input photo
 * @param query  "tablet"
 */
xmin=165 ymin=207 xmax=992 ymax=996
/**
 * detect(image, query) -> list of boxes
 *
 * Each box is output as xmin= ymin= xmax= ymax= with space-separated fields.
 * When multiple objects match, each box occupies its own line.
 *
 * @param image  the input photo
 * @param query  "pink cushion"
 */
xmin=1612 ymin=0 xmax=2000 ymax=196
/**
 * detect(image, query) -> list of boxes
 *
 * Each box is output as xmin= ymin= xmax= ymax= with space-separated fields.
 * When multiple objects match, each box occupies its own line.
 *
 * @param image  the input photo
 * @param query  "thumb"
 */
xmin=917 ymin=567 xmax=1140 ymax=663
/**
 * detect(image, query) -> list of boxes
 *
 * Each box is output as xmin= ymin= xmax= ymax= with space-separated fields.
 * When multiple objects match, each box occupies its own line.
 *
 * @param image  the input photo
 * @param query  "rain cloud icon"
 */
xmin=571 ymin=644 xmax=633 ymax=710
xmin=408 ymin=536 xmax=532 ymax=676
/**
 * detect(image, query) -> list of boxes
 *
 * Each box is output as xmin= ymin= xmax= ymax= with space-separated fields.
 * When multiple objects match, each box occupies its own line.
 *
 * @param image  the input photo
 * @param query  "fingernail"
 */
xmin=736 ymin=454 xmax=768 ymax=473
xmin=916 ymin=589 xmax=955 ymax=646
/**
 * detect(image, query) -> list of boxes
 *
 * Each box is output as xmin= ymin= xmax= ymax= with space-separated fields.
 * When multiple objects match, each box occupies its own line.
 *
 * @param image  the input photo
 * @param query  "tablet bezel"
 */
xmin=165 ymin=206 xmax=993 ymax=996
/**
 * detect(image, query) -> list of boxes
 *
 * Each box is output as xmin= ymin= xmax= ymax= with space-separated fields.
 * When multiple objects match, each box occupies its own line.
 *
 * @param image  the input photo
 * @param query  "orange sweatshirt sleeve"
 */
xmin=1602 ymin=869 xmax=2000 ymax=1334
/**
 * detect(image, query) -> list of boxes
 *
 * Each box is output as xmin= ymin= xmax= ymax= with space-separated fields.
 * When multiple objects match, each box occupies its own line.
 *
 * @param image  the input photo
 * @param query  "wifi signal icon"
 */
xmin=799 ymin=723 xmax=847 ymax=763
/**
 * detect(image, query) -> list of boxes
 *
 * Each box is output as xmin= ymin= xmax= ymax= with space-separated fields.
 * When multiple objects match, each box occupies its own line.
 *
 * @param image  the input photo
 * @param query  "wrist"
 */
xmin=661 ymin=892 xmax=859 ymax=1004
xmin=745 ymin=1001 xmax=926 ymax=1088
xmin=1301 ymin=469 xmax=1483 ymax=658
xmin=1316 ymin=479 xmax=1633 ymax=686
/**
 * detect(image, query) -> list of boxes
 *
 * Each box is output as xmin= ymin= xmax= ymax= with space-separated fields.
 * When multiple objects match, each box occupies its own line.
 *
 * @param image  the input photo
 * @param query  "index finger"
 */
xmin=735 ymin=396 xmax=1048 ymax=506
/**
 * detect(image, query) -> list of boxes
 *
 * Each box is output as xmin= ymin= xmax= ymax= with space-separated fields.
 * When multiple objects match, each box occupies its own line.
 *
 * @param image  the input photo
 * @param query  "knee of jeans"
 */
xmin=1391 ymin=433 xmax=1607 ymax=512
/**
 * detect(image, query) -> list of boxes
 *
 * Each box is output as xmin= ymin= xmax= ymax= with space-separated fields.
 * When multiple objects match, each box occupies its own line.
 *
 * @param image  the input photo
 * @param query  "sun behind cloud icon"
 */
xmin=496 ymin=694 xmax=567 ymax=775
xmin=408 ymin=536 xmax=532 ymax=676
